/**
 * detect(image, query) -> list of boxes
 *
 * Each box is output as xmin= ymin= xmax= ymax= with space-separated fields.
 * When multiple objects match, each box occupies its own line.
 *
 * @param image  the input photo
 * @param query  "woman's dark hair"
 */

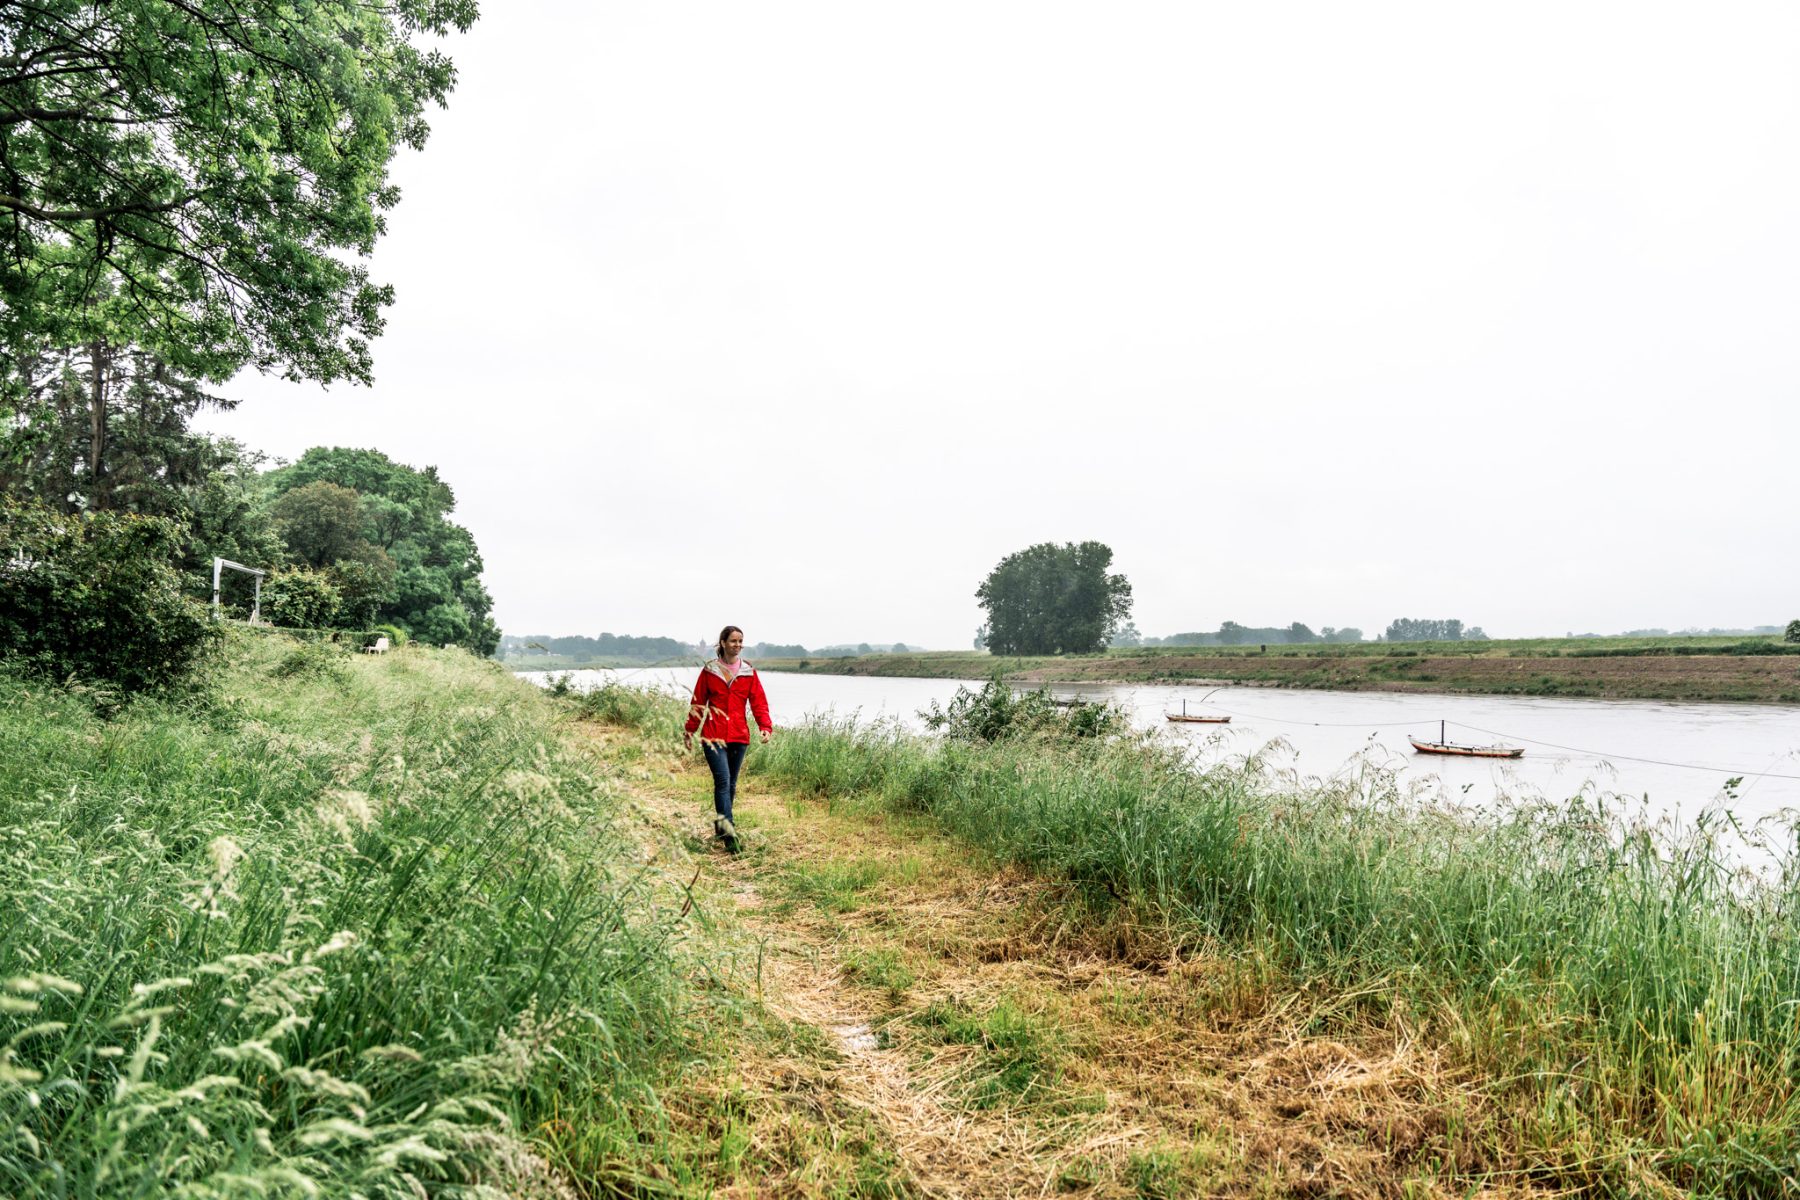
xmin=715 ymin=625 xmax=744 ymax=657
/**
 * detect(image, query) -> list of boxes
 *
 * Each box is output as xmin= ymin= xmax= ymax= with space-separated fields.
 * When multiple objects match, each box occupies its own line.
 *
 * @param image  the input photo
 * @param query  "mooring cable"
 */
xmin=1443 ymin=722 xmax=1800 ymax=782
xmin=1170 ymin=698 xmax=1800 ymax=781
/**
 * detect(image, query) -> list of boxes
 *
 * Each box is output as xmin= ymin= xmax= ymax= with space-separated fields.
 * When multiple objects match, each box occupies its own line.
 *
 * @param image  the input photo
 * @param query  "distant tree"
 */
xmin=1217 ymin=621 xmax=1252 ymax=645
xmin=1385 ymin=618 xmax=1468 ymax=643
xmin=1109 ymin=621 xmax=1142 ymax=648
xmin=976 ymin=541 xmax=1133 ymax=656
xmin=1786 ymin=619 xmax=1800 ymax=644
xmin=974 ymin=626 xmax=988 ymax=651
xmin=497 ymin=632 xmax=696 ymax=662
xmin=1465 ymin=626 xmax=1489 ymax=640
xmin=0 ymin=344 xmax=234 ymax=513
xmin=892 ymin=643 xmax=908 ymax=653
xmin=359 ymin=495 xmax=416 ymax=550
xmin=0 ymin=348 xmax=280 ymax=595
xmin=330 ymin=551 xmax=399 ymax=629
xmin=262 ymin=569 xmax=342 ymax=630
xmin=180 ymin=440 xmax=285 ymax=598
xmin=1151 ymin=631 xmax=1220 ymax=647
xmin=748 ymin=642 xmax=808 ymax=660
xmin=0 ymin=0 xmax=479 ymax=398
xmin=264 ymin=448 xmax=498 ymax=654
xmin=1287 ymin=622 xmax=1318 ymax=644
xmin=1324 ymin=627 xmax=1364 ymax=644
xmin=269 ymin=482 xmax=366 ymax=568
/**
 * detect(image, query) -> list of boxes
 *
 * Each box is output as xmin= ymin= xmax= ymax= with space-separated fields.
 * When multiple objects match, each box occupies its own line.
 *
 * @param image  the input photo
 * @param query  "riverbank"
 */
xmin=763 ymin=636 xmax=1800 ymax=703
xmin=25 ymin=636 xmax=1788 ymax=1196
xmin=581 ymin=678 xmax=1800 ymax=1198
xmin=575 ymin=691 xmax=1542 ymax=1197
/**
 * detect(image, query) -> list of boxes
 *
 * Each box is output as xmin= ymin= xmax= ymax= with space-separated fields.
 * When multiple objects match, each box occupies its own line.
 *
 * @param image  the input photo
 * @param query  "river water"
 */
xmin=529 ymin=667 xmax=1800 ymax=836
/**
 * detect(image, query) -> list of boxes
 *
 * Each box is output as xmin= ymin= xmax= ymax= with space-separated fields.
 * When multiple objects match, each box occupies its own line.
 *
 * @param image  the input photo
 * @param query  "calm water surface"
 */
xmin=529 ymin=667 xmax=1800 ymax=833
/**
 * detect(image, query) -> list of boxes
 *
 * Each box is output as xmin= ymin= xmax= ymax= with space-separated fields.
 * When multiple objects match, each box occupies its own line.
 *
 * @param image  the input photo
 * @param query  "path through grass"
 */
xmin=578 ymin=710 xmax=1536 ymax=1199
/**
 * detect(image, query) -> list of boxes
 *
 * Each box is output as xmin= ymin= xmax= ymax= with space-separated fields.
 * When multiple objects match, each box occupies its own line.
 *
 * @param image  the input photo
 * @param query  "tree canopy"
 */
xmin=976 ymin=541 xmax=1133 ymax=656
xmin=0 ymin=343 xmax=280 ymax=594
xmin=1383 ymin=618 xmax=1486 ymax=643
xmin=0 ymin=0 xmax=478 ymax=397
xmin=263 ymin=446 xmax=497 ymax=653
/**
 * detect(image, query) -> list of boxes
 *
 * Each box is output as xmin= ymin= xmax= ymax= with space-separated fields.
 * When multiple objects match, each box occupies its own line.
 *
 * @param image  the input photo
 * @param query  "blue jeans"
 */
xmin=702 ymin=741 xmax=748 ymax=821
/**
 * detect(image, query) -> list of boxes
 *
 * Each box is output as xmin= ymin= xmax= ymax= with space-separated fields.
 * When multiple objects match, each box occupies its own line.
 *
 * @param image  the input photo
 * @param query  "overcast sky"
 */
xmin=202 ymin=1 xmax=1800 ymax=649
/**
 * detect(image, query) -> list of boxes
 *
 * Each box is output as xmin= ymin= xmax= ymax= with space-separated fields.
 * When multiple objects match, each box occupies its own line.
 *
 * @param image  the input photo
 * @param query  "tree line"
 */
xmin=0 ymin=351 xmax=498 ymax=655
xmin=1 ymin=2 xmax=495 ymax=693
xmin=1381 ymin=618 xmax=1489 ymax=643
xmin=1119 ymin=623 xmax=1368 ymax=647
xmin=500 ymin=633 xmax=694 ymax=662
xmin=497 ymin=636 xmax=919 ymax=664
xmin=973 ymin=542 xmax=1501 ymax=654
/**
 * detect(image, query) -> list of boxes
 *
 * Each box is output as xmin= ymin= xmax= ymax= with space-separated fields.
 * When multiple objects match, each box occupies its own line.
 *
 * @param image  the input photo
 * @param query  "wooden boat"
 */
xmin=1411 ymin=720 xmax=1522 ymax=759
xmin=1164 ymin=699 xmax=1230 ymax=724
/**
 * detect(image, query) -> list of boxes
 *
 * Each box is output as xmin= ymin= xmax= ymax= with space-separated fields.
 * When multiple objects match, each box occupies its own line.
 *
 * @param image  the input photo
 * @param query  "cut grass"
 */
xmin=913 ymin=995 xmax=1064 ymax=1109
xmin=776 ymin=859 xmax=886 ymax=914
xmin=843 ymin=947 xmax=917 ymax=1000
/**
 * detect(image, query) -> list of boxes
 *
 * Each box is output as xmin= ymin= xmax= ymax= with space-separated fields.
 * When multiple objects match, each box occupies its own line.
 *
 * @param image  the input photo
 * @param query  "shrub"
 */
xmin=271 ymin=639 xmax=351 ymax=682
xmin=260 ymin=567 xmax=341 ymax=629
xmin=370 ymin=622 xmax=409 ymax=648
xmin=0 ymin=502 xmax=217 ymax=694
xmin=919 ymin=675 xmax=1124 ymax=743
xmin=1787 ymin=619 xmax=1799 ymax=644
xmin=577 ymin=680 xmax=684 ymax=737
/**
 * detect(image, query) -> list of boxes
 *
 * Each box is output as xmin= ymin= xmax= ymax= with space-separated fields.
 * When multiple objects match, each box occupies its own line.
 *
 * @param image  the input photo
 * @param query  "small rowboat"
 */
xmin=1411 ymin=721 xmax=1522 ymax=759
xmin=1165 ymin=699 xmax=1230 ymax=724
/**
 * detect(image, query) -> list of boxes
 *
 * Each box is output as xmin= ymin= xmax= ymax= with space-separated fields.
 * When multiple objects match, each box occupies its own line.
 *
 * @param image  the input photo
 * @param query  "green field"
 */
xmin=764 ymin=635 xmax=1800 ymax=703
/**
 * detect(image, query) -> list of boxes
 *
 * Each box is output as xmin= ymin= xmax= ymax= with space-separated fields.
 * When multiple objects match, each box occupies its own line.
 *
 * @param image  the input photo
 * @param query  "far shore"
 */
xmin=755 ymin=638 xmax=1800 ymax=705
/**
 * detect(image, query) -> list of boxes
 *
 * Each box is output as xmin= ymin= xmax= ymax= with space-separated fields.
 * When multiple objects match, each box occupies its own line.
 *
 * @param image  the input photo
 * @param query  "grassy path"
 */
xmin=576 ymin=717 xmax=1537 ymax=1199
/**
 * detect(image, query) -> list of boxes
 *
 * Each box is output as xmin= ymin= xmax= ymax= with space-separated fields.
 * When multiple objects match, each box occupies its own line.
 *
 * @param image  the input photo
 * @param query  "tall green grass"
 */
xmin=583 ymin=681 xmax=1800 ymax=1194
xmin=0 ymin=635 xmax=689 ymax=1197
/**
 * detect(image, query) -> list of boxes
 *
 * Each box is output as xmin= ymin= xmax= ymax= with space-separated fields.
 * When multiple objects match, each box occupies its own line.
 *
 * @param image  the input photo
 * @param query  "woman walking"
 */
xmin=684 ymin=625 xmax=772 ymax=852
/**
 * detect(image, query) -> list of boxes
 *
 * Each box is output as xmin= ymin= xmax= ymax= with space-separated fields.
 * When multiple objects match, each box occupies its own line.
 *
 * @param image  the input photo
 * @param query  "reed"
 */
xmin=731 ymin=704 xmax=1800 ymax=1194
xmin=0 ymin=634 xmax=691 ymax=1197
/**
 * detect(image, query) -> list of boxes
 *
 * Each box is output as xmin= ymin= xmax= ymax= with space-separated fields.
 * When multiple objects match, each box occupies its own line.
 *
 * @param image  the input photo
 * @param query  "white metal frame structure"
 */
xmin=212 ymin=557 xmax=266 ymax=623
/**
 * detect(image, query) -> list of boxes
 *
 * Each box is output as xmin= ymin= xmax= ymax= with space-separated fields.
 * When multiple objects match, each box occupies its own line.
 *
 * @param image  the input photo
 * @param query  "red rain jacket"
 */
xmin=684 ymin=660 xmax=772 ymax=744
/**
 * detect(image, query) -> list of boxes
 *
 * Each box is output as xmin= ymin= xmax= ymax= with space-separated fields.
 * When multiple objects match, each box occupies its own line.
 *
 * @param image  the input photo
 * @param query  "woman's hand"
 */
xmin=683 ymin=732 xmax=693 ymax=750
xmin=760 ymin=728 xmax=772 ymax=744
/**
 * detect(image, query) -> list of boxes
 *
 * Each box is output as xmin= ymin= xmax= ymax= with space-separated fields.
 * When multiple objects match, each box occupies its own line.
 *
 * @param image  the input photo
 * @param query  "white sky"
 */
xmin=203 ymin=1 xmax=1800 ymax=648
